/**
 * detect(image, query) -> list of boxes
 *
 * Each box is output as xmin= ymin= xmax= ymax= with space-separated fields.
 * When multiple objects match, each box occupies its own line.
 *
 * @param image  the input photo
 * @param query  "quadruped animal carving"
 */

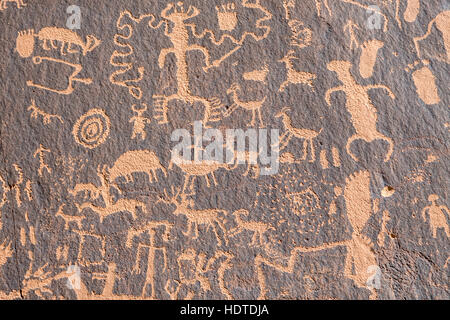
xmin=158 ymin=187 xmax=229 ymax=246
xmin=109 ymin=150 xmax=167 ymax=184
xmin=169 ymin=154 xmax=229 ymax=192
xmin=224 ymin=83 xmax=266 ymax=128
xmin=229 ymin=209 xmax=274 ymax=246
xmin=16 ymin=28 xmax=100 ymax=58
xmin=71 ymin=166 xmax=146 ymax=223
xmin=28 ymin=99 xmax=64 ymax=126
xmin=275 ymin=107 xmax=322 ymax=162
xmin=279 ymin=50 xmax=316 ymax=92
xmin=152 ymin=1 xmax=271 ymax=125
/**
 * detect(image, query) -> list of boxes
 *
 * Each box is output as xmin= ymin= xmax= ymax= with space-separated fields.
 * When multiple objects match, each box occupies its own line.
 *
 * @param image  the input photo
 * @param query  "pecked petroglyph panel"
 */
xmin=0 ymin=0 xmax=449 ymax=299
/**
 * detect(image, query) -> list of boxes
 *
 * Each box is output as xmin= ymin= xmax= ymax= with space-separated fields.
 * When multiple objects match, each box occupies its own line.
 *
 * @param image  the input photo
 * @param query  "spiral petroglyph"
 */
xmin=72 ymin=109 xmax=110 ymax=149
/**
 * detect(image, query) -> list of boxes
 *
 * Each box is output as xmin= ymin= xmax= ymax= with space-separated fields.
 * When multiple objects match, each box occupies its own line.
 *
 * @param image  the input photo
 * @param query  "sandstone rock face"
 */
xmin=0 ymin=0 xmax=448 ymax=300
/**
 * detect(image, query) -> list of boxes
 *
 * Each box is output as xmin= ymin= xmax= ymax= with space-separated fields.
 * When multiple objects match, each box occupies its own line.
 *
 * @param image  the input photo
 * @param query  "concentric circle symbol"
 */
xmin=73 ymin=108 xmax=110 ymax=149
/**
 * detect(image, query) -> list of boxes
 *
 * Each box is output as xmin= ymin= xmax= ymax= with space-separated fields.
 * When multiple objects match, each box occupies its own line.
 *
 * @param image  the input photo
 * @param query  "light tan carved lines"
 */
xmin=72 ymin=108 xmax=110 ymax=149
xmin=255 ymin=239 xmax=352 ymax=299
xmin=216 ymin=3 xmax=237 ymax=31
xmin=257 ymin=170 xmax=381 ymax=299
xmin=33 ymin=144 xmax=51 ymax=177
xmin=0 ymin=174 xmax=9 ymax=229
xmin=28 ymin=99 xmax=64 ymax=126
xmin=289 ymin=20 xmax=313 ymax=49
xmin=71 ymin=165 xmax=146 ymax=223
xmin=189 ymin=0 xmax=271 ymax=47
xmin=414 ymin=11 xmax=449 ymax=63
xmin=421 ymin=194 xmax=449 ymax=238
xmin=315 ymin=0 xmax=391 ymax=30
xmin=283 ymin=1 xmax=313 ymax=49
xmin=130 ymin=104 xmax=151 ymax=140
xmin=12 ymin=164 xmax=23 ymax=208
xmin=229 ymin=150 xmax=260 ymax=178
xmin=0 ymin=0 xmax=25 ymax=11
xmin=16 ymin=28 xmax=99 ymax=94
xmin=243 ymin=65 xmax=268 ymax=83
xmin=314 ymin=0 xmax=331 ymax=17
xmin=404 ymin=0 xmax=420 ymax=23
xmin=110 ymin=11 xmax=164 ymax=100
xmin=406 ymin=60 xmax=441 ymax=105
xmin=152 ymin=3 xmax=222 ymax=125
xmin=158 ymin=187 xmax=229 ymax=246
xmin=153 ymin=1 xmax=271 ymax=124
xmin=344 ymin=20 xmax=384 ymax=79
xmin=326 ymin=60 xmax=395 ymax=162
xmin=229 ymin=209 xmax=274 ymax=246
xmin=279 ymin=50 xmax=316 ymax=92
xmin=56 ymin=204 xmax=84 ymax=229
xmin=71 ymin=150 xmax=166 ymax=222
xmin=224 ymin=83 xmax=266 ymax=128
xmin=16 ymin=28 xmax=100 ymax=58
xmin=109 ymin=150 xmax=166 ymax=183
xmin=129 ymin=221 xmax=172 ymax=299
xmin=287 ymin=187 xmax=320 ymax=216
xmin=407 ymin=10 xmax=448 ymax=104
xmin=283 ymin=0 xmax=295 ymax=20
xmin=27 ymin=56 xmax=92 ymax=95
xmin=275 ymin=107 xmax=322 ymax=162
xmin=319 ymin=147 xmax=341 ymax=169
xmin=169 ymin=155 xmax=228 ymax=192
xmin=0 ymin=241 xmax=12 ymax=267
xmin=166 ymin=249 xmax=233 ymax=299
xmin=359 ymin=40 xmax=384 ymax=79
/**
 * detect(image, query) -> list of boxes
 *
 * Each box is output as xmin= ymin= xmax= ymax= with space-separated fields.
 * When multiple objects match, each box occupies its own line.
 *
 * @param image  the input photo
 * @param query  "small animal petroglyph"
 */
xmin=225 ymin=83 xmax=266 ymax=128
xmin=109 ymin=150 xmax=167 ymax=184
xmin=71 ymin=166 xmax=146 ymax=223
xmin=279 ymin=50 xmax=316 ymax=92
xmin=16 ymin=28 xmax=100 ymax=58
xmin=169 ymin=154 xmax=228 ymax=192
xmin=229 ymin=209 xmax=274 ymax=246
xmin=158 ymin=187 xmax=229 ymax=246
xmin=275 ymin=107 xmax=322 ymax=162
xmin=55 ymin=204 xmax=84 ymax=229
xmin=28 ymin=99 xmax=64 ymax=126
xmin=326 ymin=60 xmax=395 ymax=162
